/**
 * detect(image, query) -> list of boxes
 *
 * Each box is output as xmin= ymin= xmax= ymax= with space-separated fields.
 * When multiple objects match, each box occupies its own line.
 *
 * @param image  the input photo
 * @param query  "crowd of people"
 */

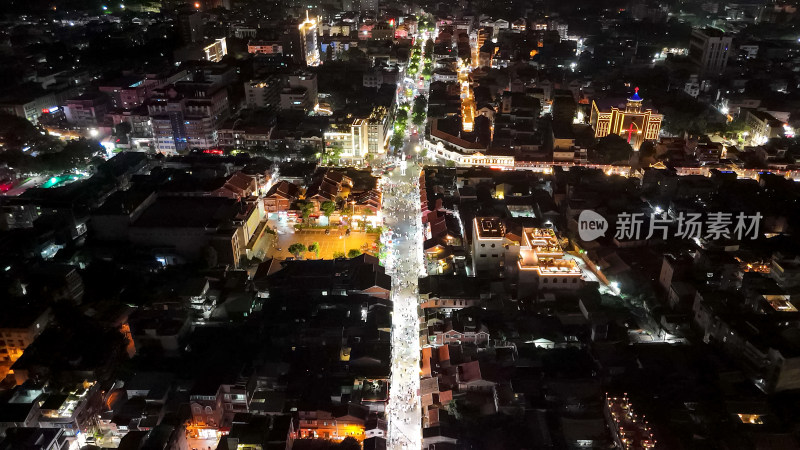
xmin=380 ymin=159 xmax=425 ymax=449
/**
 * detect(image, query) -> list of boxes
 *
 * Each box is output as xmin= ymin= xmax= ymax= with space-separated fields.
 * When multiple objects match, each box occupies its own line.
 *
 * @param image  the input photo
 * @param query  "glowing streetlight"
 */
xmin=89 ymin=129 xmax=99 ymax=137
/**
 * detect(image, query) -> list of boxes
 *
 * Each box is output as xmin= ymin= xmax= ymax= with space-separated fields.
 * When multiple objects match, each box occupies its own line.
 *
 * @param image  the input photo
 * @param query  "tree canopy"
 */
xmin=288 ymin=243 xmax=307 ymax=259
xmin=596 ymin=134 xmax=633 ymax=164
xmin=320 ymin=201 xmax=336 ymax=218
xmin=308 ymin=242 xmax=320 ymax=258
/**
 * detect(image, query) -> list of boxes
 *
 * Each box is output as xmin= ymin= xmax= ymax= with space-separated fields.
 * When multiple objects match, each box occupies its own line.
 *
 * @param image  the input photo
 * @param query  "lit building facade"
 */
xmin=147 ymin=83 xmax=229 ymax=154
xmin=325 ymin=119 xmax=369 ymax=161
xmin=298 ymin=14 xmax=320 ymax=67
xmin=590 ymin=88 xmax=662 ymax=150
xmin=323 ymin=106 xmax=389 ymax=161
xmin=517 ymin=227 xmax=582 ymax=296
xmin=297 ymin=409 xmax=366 ymax=441
xmin=471 ymin=217 xmax=515 ymax=275
xmin=247 ymin=40 xmax=284 ymax=55
xmin=0 ymin=307 xmax=52 ymax=366
xmin=203 ymin=38 xmax=228 ymax=63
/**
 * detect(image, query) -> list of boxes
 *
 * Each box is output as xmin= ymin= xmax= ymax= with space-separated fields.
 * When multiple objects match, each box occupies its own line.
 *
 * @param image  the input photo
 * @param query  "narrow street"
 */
xmin=381 ymin=159 xmax=424 ymax=449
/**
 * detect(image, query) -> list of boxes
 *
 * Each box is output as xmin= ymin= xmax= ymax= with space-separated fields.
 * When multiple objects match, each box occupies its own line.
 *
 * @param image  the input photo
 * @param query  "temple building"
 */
xmin=589 ymin=88 xmax=663 ymax=150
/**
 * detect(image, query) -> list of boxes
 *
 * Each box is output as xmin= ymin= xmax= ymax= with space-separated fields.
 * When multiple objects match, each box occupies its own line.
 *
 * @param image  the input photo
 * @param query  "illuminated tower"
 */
xmin=285 ymin=12 xmax=320 ymax=67
xmin=298 ymin=12 xmax=320 ymax=67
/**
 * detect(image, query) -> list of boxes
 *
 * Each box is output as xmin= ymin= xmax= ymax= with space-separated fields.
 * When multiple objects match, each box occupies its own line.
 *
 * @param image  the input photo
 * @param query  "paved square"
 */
xmin=266 ymin=228 xmax=380 ymax=260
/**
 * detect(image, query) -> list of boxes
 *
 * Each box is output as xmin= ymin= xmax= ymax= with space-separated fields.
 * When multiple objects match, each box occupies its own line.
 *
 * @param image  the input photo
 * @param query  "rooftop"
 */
xmin=474 ymin=217 xmax=506 ymax=239
xmin=132 ymin=196 xmax=240 ymax=229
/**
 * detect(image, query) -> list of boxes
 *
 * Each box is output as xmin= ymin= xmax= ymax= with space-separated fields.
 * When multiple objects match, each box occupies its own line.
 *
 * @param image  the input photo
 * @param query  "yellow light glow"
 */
xmin=737 ymin=414 xmax=764 ymax=425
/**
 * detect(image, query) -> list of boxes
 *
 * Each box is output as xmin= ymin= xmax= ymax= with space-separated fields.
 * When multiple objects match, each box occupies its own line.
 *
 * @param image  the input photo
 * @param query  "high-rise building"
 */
xmin=689 ymin=27 xmax=732 ymax=75
xmin=284 ymin=13 xmax=320 ymax=66
xmin=325 ymin=119 xmax=369 ymax=160
xmin=245 ymin=77 xmax=282 ymax=109
xmin=323 ymin=106 xmax=389 ymax=161
xmin=280 ymin=72 xmax=318 ymax=111
xmin=366 ymin=106 xmax=390 ymax=155
xmin=200 ymin=0 xmax=230 ymax=9
xmin=361 ymin=0 xmax=379 ymax=14
xmin=147 ymin=82 xmax=229 ymax=154
xmin=178 ymin=11 xmax=203 ymax=44
xmin=63 ymin=92 xmax=111 ymax=129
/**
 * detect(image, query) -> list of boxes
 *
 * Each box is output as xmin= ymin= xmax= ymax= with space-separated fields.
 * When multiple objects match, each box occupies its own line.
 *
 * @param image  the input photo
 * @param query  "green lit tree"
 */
xmin=390 ymin=132 xmax=404 ymax=149
xmin=347 ymin=249 xmax=362 ymax=258
xmin=320 ymin=200 xmax=336 ymax=220
xmin=297 ymin=201 xmax=314 ymax=224
xmin=308 ymin=242 xmax=320 ymax=258
xmin=288 ymin=243 xmax=307 ymax=259
xmin=412 ymin=95 xmax=428 ymax=126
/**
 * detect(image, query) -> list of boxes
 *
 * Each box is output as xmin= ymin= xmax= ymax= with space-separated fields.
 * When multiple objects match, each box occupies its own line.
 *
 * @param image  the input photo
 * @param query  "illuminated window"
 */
xmin=737 ymin=414 xmax=764 ymax=425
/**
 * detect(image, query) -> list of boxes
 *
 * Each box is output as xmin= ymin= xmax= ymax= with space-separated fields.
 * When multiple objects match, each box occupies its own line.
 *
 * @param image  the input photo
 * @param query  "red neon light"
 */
xmin=203 ymin=149 xmax=224 ymax=155
xmin=626 ymin=122 xmax=636 ymax=143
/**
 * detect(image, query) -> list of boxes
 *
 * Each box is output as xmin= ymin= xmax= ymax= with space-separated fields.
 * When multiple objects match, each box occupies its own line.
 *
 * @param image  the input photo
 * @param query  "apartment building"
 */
xmin=147 ymin=82 xmax=229 ymax=154
xmin=689 ymin=27 xmax=732 ymax=75
xmin=0 ymin=305 xmax=52 ymax=365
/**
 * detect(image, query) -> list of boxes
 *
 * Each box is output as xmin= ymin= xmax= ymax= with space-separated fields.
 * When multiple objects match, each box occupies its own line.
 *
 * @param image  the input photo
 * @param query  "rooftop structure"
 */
xmin=518 ymin=227 xmax=582 ymax=285
xmin=763 ymin=295 xmax=798 ymax=312
xmin=475 ymin=217 xmax=506 ymax=239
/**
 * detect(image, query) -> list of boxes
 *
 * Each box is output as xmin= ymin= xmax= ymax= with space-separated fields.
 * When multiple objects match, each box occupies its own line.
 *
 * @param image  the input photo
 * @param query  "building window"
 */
xmin=480 ymin=254 xmax=486 ymax=257
xmin=481 ymin=244 xmax=485 ymax=247
xmin=491 ymin=244 xmax=495 ymax=248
